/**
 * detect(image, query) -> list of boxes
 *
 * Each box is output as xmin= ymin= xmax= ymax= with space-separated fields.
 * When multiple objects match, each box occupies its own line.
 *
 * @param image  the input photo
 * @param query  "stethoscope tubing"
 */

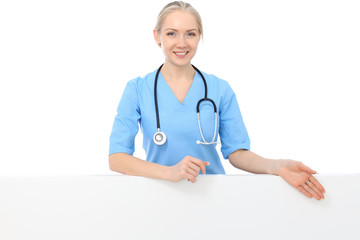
xmin=153 ymin=64 xmax=218 ymax=145
xmin=154 ymin=64 xmax=163 ymax=130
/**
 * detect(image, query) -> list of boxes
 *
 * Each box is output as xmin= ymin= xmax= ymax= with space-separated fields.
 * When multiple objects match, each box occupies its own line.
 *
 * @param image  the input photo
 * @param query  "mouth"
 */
xmin=173 ymin=51 xmax=189 ymax=58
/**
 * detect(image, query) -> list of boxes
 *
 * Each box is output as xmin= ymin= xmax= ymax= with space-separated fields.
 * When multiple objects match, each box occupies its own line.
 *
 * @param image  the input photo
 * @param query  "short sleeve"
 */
xmin=109 ymin=79 xmax=141 ymax=155
xmin=219 ymin=81 xmax=250 ymax=159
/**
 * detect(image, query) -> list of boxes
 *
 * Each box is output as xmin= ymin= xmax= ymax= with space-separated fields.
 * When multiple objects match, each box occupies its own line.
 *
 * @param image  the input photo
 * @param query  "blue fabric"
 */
xmin=109 ymin=68 xmax=250 ymax=174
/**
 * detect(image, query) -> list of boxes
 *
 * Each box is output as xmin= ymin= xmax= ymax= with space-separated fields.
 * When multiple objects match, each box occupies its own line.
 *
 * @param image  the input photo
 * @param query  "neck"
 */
xmin=161 ymin=61 xmax=195 ymax=83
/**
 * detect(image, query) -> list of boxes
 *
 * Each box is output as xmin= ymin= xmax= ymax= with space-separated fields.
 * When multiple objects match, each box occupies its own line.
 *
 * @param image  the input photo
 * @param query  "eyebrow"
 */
xmin=164 ymin=28 xmax=198 ymax=32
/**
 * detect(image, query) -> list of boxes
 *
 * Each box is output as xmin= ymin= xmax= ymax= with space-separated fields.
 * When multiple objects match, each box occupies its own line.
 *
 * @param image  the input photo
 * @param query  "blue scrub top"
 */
xmin=109 ymin=68 xmax=250 ymax=174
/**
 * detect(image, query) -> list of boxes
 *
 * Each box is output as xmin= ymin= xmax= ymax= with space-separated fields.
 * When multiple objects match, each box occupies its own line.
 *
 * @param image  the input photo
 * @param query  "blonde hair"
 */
xmin=155 ymin=1 xmax=203 ymax=38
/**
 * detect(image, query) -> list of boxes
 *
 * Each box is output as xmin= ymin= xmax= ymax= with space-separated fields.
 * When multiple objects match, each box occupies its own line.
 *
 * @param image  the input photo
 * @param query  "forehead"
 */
xmin=162 ymin=10 xmax=198 ymax=31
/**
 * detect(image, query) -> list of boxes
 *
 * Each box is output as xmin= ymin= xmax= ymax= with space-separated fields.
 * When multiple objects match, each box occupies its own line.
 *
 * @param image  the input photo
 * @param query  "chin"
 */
xmin=167 ymin=58 xmax=193 ymax=67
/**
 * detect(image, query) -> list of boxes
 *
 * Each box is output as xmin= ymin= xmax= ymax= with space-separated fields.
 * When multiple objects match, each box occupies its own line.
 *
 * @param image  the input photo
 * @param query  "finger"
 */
xmin=185 ymin=165 xmax=199 ymax=179
xmin=309 ymin=176 xmax=326 ymax=193
xmin=188 ymin=162 xmax=201 ymax=175
xmin=297 ymin=186 xmax=313 ymax=198
xmin=298 ymin=162 xmax=317 ymax=174
xmin=202 ymin=162 xmax=210 ymax=174
xmin=303 ymin=183 xmax=322 ymax=200
xmin=185 ymin=172 xmax=196 ymax=183
xmin=188 ymin=177 xmax=197 ymax=183
xmin=189 ymin=162 xmax=209 ymax=176
xmin=189 ymin=158 xmax=206 ymax=175
xmin=307 ymin=180 xmax=325 ymax=199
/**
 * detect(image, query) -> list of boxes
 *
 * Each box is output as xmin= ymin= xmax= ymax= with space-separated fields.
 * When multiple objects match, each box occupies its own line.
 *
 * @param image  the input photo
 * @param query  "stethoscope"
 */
xmin=153 ymin=64 xmax=219 ymax=146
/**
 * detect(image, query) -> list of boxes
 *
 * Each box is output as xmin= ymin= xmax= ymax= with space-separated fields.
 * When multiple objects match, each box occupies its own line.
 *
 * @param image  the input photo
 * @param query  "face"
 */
xmin=154 ymin=10 xmax=201 ymax=68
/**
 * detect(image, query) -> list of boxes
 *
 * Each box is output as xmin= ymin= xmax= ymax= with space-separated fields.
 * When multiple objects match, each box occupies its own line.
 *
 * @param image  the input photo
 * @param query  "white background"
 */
xmin=0 ymin=0 xmax=359 ymax=175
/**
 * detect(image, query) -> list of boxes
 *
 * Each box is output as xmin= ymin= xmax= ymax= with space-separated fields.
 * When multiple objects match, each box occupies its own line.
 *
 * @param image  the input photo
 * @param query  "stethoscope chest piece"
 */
xmin=153 ymin=130 xmax=167 ymax=145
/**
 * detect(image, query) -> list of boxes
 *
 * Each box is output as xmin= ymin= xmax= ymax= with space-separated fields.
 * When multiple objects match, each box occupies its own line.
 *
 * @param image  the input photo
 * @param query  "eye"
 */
xmin=167 ymin=32 xmax=176 ymax=36
xmin=187 ymin=32 xmax=196 ymax=37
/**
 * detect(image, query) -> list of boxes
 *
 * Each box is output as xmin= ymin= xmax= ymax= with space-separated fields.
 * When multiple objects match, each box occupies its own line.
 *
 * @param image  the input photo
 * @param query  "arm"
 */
xmin=228 ymin=149 xmax=326 ymax=200
xmin=109 ymin=153 xmax=209 ymax=183
xmin=109 ymin=153 xmax=170 ymax=180
xmin=228 ymin=149 xmax=281 ymax=175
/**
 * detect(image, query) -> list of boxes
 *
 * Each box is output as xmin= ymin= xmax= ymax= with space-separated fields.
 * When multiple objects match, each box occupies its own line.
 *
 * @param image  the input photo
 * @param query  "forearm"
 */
xmin=228 ymin=149 xmax=282 ymax=175
xmin=109 ymin=153 xmax=170 ymax=180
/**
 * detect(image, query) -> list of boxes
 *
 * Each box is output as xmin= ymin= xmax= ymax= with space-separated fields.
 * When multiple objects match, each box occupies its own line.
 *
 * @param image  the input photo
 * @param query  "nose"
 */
xmin=176 ymin=35 xmax=187 ymax=48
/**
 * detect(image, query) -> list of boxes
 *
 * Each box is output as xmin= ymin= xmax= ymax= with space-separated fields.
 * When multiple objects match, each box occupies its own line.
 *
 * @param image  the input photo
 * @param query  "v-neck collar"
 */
xmin=159 ymin=71 xmax=198 ymax=106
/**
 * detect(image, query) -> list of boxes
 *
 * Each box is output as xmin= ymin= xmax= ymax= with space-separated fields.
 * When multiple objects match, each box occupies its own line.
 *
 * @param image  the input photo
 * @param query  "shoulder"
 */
xmin=198 ymin=70 xmax=233 ymax=94
xmin=120 ymin=69 xmax=158 ymax=105
xmin=198 ymin=70 xmax=238 ymax=108
xmin=126 ymin=69 xmax=157 ymax=90
xmin=122 ymin=68 xmax=159 ymax=99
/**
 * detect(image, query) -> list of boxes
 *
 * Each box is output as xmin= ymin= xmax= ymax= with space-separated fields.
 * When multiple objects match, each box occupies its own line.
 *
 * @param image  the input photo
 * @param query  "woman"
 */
xmin=109 ymin=1 xmax=325 ymax=200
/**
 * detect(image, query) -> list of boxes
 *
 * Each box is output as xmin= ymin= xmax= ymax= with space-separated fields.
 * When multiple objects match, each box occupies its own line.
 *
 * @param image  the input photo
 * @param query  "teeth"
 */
xmin=175 ymin=52 xmax=187 ymax=56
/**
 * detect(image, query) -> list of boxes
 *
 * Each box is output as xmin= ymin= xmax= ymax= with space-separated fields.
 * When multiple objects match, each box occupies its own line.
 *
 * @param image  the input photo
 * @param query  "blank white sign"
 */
xmin=0 ymin=174 xmax=359 ymax=240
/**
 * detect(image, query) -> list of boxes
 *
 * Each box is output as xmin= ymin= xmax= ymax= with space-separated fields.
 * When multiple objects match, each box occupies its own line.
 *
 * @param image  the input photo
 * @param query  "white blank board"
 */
xmin=0 ymin=174 xmax=359 ymax=240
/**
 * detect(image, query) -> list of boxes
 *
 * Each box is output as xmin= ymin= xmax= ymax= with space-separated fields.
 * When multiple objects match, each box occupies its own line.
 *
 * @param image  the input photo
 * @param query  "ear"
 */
xmin=153 ymin=28 xmax=161 ymax=47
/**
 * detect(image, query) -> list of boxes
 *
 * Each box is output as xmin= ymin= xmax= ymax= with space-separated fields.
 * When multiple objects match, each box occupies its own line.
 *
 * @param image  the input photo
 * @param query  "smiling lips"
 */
xmin=174 ymin=51 xmax=189 ymax=58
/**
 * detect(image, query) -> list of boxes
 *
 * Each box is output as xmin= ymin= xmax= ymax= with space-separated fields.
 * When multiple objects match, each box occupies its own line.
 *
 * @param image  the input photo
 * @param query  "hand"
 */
xmin=277 ymin=160 xmax=326 ymax=200
xmin=168 ymin=156 xmax=209 ymax=183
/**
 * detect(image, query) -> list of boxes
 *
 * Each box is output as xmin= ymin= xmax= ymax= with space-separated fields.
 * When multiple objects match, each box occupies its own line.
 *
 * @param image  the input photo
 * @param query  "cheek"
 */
xmin=161 ymin=38 xmax=174 ymax=50
xmin=189 ymin=38 xmax=200 ymax=48
xmin=189 ymin=42 xmax=199 ymax=53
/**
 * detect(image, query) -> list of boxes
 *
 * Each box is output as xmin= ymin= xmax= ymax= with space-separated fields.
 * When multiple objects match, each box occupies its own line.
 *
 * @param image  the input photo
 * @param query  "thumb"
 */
xmin=201 ymin=161 xmax=210 ymax=174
